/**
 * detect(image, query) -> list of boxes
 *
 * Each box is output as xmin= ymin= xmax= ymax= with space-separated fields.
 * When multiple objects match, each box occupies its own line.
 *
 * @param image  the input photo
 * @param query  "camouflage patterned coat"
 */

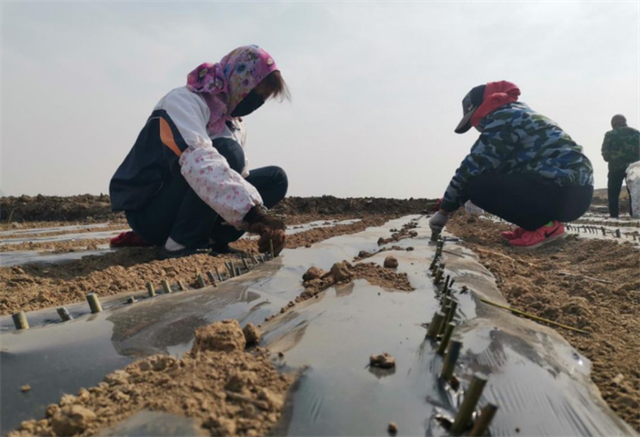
xmin=442 ymin=102 xmax=594 ymax=212
xmin=601 ymin=126 xmax=640 ymax=171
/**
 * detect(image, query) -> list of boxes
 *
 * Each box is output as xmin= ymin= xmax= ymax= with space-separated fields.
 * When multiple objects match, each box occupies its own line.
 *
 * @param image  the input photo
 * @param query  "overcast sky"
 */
xmin=2 ymin=1 xmax=639 ymax=199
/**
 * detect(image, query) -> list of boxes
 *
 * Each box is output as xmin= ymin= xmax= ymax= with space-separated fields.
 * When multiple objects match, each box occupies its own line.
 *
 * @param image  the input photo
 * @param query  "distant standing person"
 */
xmin=110 ymin=45 xmax=289 ymax=259
xmin=429 ymin=81 xmax=594 ymax=249
xmin=601 ymin=114 xmax=640 ymax=218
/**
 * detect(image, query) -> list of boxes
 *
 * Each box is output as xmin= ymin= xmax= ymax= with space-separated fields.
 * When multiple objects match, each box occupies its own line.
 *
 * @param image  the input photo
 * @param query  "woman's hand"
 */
xmin=242 ymin=206 xmax=286 ymax=255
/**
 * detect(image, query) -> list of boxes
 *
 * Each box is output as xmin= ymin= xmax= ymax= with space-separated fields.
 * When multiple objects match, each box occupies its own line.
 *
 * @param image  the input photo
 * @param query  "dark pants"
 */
xmin=466 ymin=174 xmax=593 ymax=230
xmin=126 ymin=138 xmax=288 ymax=248
xmin=607 ymin=167 xmax=631 ymax=218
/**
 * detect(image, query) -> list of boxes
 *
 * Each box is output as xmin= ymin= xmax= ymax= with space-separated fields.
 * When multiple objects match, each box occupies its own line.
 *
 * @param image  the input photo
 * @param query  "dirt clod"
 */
xmin=191 ymin=320 xmax=246 ymax=354
xmin=378 ymin=221 xmax=419 ymax=245
xmin=329 ymin=262 xmax=352 ymax=282
xmin=243 ymin=323 xmax=261 ymax=346
xmin=51 ymin=405 xmax=96 ymax=435
xmin=224 ymin=371 xmax=256 ymax=394
xmin=388 ymin=422 xmax=398 ymax=434
xmin=370 ymin=352 xmax=396 ymax=369
xmin=302 ymin=266 xmax=325 ymax=281
xmin=290 ymin=261 xmax=414 ymax=316
xmin=383 ymin=256 xmax=399 ymax=269
xmin=353 ymin=245 xmax=410 ymax=262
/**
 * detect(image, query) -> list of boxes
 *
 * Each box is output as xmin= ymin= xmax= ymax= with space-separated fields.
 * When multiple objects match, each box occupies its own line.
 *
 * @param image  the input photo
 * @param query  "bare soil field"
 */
xmin=447 ymin=211 xmax=640 ymax=431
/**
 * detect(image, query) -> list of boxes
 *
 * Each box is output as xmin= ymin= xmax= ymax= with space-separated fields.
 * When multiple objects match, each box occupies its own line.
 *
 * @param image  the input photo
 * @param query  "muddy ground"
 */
xmin=447 ymin=211 xmax=640 ymax=432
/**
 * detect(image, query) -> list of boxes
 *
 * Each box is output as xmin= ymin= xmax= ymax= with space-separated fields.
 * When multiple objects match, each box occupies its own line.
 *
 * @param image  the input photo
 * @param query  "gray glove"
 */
xmin=429 ymin=211 xmax=449 ymax=233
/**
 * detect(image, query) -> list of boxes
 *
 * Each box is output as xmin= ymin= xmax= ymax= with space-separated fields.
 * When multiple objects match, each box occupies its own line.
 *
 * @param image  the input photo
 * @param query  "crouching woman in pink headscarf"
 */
xmin=110 ymin=45 xmax=289 ymax=259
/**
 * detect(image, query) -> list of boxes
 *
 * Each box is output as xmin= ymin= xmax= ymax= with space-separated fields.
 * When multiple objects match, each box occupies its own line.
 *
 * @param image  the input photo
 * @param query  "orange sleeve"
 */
xmin=159 ymin=117 xmax=183 ymax=157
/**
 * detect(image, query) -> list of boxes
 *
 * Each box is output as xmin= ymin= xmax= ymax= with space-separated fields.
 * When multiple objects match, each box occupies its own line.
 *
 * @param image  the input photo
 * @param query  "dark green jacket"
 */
xmin=601 ymin=126 xmax=640 ymax=171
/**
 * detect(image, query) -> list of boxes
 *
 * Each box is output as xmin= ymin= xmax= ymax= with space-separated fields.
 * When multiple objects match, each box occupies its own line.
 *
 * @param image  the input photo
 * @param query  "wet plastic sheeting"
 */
xmin=0 ymin=277 xmax=269 ymax=431
xmin=456 ymin=326 xmax=606 ymax=437
xmin=2 ymin=314 xmax=132 ymax=430
xmin=0 ymin=217 xmax=415 ymax=433
xmin=0 ymin=284 xmax=147 ymax=332
xmin=430 ymin=239 xmax=635 ymax=436
xmin=264 ymin=236 xmax=635 ymax=436
xmin=264 ymin=279 xmax=438 ymax=436
xmin=1 ymin=216 xmax=636 ymax=436
xmin=0 ymin=246 xmax=114 ymax=268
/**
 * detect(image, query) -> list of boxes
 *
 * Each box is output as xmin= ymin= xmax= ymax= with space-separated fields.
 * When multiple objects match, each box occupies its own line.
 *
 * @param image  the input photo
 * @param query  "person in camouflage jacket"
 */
xmin=601 ymin=114 xmax=640 ymax=217
xmin=429 ymin=81 xmax=594 ymax=249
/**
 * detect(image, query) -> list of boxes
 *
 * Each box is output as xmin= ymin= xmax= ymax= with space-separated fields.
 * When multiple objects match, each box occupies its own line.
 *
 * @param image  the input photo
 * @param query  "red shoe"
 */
xmin=500 ymin=227 xmax=526 ymax=241
xmin=110 ymin=231 xmax=151 ymax=248
xmin=509 ymin=221 xmax=565 ymax=249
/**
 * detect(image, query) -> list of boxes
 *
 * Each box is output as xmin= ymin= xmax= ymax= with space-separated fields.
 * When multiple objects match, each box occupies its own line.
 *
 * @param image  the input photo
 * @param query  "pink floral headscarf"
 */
xmin=186 ymin=45 xmax=279 ymax=135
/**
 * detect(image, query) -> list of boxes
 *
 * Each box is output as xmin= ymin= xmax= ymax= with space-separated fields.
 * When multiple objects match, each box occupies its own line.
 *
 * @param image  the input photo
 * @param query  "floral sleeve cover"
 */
xmin=180 ymin=135 xmax=262 ymax=227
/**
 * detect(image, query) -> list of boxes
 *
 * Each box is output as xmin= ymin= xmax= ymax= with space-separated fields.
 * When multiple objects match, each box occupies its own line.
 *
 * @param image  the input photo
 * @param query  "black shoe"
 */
xmin=209 ymin=242 xmax=249 ymax=257
xmin=158 ymin=247 xmax=205 ymax=260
